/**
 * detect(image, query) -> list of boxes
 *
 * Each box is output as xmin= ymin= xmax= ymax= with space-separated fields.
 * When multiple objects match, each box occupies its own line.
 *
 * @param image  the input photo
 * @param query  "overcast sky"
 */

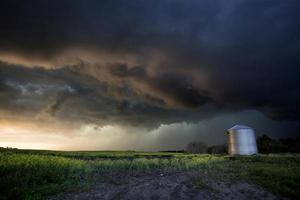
xmin=0 ymin=0 xmax=299 ymax=150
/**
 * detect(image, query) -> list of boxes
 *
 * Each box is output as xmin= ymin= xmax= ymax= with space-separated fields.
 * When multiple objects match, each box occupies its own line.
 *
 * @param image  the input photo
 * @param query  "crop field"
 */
xmin=0 ymin=148 xmax=299 ymax=200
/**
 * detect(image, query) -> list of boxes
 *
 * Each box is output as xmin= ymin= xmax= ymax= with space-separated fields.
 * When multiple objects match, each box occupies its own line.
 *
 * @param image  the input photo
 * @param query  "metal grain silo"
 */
xmin=227 ymin=125 xmax=258 ymax=155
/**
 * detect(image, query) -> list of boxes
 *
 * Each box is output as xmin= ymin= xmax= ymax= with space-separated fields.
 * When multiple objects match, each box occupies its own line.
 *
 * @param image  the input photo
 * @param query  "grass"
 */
xmin=0 ymin=153 xmax=90 ymax=199
xmin=201 ymin=155 xmax=300 ymax=199
xmin=0 ymin=148 xmax=299 ymax=200
xmin=236 ymin=155 xmax=300 ymax=199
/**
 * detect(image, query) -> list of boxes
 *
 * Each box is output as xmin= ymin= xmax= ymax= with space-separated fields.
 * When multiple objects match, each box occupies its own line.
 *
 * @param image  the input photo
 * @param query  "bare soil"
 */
xmin=49 ymin=170 xmax=284 ymax=200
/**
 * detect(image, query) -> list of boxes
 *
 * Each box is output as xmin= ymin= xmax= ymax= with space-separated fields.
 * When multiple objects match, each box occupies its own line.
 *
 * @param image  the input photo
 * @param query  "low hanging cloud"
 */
xmin=1 ymin=110 xmax=298 ymax=150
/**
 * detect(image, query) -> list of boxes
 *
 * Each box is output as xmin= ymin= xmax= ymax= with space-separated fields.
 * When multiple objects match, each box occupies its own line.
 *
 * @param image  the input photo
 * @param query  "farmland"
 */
xmin=0 ymin=147 xmax=299 ymax=200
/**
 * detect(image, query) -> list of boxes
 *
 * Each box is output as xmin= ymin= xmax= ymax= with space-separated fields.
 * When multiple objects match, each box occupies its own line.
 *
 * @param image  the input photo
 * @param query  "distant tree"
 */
xmin=207 ymin=144 xmax=227 ymax=154
xmin=257 ymin=134 xmax=300 ymax=153
xmin=186 ymin=141 xmax=207 ymax=153
xmin=257 ymin=135 xmax=275 ymax=153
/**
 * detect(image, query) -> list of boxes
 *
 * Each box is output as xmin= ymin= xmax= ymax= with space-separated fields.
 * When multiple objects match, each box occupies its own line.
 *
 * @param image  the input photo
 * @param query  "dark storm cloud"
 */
xmin=0 ymin=0 xmax=299 ymax=132
xmin=110 ymin=64 xmax=211 ymax=108
xmin=1 ymin=62 xmax=220 ymax=128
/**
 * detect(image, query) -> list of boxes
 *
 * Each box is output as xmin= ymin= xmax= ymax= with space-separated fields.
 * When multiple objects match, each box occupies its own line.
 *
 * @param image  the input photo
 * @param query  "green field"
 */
xmin=0 ymin=148 xmax=299 ymax=200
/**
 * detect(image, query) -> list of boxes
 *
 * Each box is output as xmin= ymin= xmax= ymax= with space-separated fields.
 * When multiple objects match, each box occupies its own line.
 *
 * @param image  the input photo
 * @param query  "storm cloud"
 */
xmin=0 ymin=0 xmax=299 ymax=149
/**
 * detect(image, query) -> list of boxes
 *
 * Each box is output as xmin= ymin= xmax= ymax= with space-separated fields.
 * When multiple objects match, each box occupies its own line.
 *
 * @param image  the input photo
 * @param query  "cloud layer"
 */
xmin=0 ymin=0 xmax=299 ymax=149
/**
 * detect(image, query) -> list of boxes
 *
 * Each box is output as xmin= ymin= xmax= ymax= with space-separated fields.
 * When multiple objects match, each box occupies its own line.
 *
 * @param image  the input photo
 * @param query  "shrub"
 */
xmin=207 ymin=144 xmax=227 ymax=154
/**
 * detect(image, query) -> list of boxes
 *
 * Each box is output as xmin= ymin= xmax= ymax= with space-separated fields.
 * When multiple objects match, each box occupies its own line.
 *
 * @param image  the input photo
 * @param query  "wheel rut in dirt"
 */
xmin=49 ymin=170 xmax=283 ymax=200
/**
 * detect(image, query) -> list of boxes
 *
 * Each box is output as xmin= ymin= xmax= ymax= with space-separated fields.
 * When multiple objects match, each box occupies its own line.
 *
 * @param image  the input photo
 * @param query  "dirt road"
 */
xmin=49 ymin=170 xmax=283 ymax=200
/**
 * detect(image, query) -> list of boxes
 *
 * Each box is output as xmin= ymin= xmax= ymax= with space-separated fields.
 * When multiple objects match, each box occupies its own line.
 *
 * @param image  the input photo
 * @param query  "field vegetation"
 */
xmin=0 ymin=147 xmax=299 ymax=200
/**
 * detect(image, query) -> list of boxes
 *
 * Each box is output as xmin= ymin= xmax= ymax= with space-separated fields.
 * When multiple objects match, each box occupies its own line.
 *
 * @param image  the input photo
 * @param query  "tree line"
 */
xmin=186 ymin=134 xmax=300 ymax=154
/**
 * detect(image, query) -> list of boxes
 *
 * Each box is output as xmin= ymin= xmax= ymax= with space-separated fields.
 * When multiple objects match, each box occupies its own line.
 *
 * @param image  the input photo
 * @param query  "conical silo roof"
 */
xmin=228 ymin=125 xmax=252 ymax=131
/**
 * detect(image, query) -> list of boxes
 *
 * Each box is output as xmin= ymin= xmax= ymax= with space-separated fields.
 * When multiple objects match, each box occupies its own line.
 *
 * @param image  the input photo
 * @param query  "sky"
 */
xmin=0 ymin=0 xmax=299 ymax=151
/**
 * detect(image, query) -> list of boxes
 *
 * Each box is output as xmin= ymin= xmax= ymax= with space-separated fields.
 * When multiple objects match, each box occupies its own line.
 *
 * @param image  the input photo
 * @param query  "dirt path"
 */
xmin=49 ymin=171 xmax=284 ymax=200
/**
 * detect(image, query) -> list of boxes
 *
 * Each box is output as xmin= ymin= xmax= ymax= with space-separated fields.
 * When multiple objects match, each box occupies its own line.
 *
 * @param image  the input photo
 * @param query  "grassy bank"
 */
xmin=0 ymin=148 xmax=299 ymax=199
